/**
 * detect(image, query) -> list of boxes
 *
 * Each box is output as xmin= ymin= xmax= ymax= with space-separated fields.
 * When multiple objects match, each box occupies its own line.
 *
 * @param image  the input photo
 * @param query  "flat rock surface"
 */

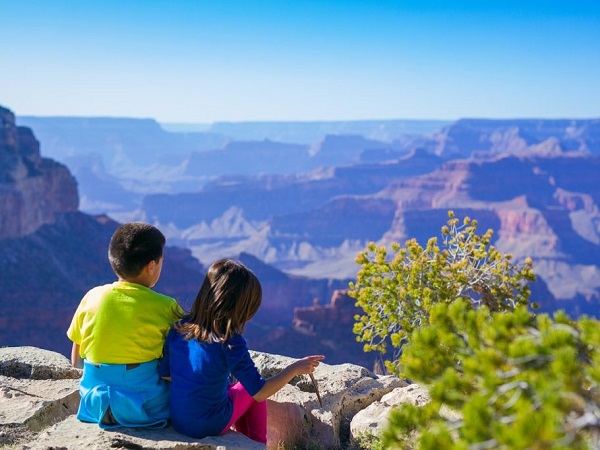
xmin=0 ymin=346 xmax=413 ymax=449
xmin=24 ymin=415 xmax=265 ymax=450
xmin=0 ymin=375 xmax=80 ymax=431
xmin=0 ymin=346 xmax=81 ymax=380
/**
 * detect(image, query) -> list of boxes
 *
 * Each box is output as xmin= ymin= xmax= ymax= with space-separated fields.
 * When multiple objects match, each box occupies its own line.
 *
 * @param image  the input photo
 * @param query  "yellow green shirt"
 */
xmin=67 ymin=281 xmax=182 ymax=364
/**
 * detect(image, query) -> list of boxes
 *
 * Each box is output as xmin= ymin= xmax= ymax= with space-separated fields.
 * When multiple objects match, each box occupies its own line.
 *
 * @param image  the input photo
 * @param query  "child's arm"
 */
xmin=71 ymin=343 xmax=83 ymax=369
xmin=158 ymin=336 xmax=171 ymax=381
xmin=252 ymin=355 xmax=324 ymax=402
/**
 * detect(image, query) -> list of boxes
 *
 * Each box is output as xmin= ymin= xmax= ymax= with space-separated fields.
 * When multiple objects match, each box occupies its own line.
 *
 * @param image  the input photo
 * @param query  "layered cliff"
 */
xmin=0 ymin=105 xmax=350 ymax=359
xmin=0 ymin=106 xmax=206 ymax=356
xmin=0 ymin=106 xmax=78 ymax=239
xmin=4 ymin=105 xmax=600 ymax=365
xmin=0 ymin=211 xmax=206 ymax=355
xmin=378 ymin=154 xmax=600 ymax=311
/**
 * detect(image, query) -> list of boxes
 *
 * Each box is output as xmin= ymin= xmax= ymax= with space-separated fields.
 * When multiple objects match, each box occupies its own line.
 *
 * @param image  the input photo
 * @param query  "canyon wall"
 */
xmin=0 ymin=106 xmax=78 ymax=239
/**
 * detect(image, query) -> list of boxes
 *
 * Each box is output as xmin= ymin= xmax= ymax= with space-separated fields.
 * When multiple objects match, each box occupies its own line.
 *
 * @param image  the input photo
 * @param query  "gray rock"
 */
xmin=349 ymin=383 xmax=462 ymax=443
xmin=252 ymin=352 xmax=407 ymax=448
xmin=23 ymin=415 xmax=265 ymax=450
xmin=0 ymin=346 xmax=81 ymax=446
xmin=0 ymin=347 xmax=81 ymax=380
xmin=0 ymin=375 xmax=80 ymax=431
xmin=1 ymin=346 xmax=414 ymax=449
xmin=350 ymin=383 xmax=430 ymax=438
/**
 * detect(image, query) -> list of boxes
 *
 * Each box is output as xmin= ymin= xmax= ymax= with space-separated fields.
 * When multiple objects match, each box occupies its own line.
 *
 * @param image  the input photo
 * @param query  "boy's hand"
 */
xmin=71 ymin=343 xmax=83 ymax=369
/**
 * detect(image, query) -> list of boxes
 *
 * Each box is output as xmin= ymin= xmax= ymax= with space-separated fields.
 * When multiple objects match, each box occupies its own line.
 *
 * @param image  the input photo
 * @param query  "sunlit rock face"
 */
xmin=0 ymin=106 xmax=206 ymax=357
xmin=0 ymin=106 xmax=78 ymax=239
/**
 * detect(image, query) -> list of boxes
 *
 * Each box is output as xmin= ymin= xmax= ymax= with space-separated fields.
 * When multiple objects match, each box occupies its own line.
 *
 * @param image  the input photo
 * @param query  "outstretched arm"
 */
xmin=252 ymin=355 xmax=324 ymax=402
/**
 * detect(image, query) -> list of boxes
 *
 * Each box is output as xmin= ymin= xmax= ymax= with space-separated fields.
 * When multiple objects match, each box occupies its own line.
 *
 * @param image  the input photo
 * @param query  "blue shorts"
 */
xmin=78 ymin=359 xmax=169 ymax=429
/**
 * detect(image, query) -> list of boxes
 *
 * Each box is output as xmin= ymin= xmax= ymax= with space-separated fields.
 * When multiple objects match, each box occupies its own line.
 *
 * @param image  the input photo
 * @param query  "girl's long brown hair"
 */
xmin=176 ymin=258 xmax=262 ymax=343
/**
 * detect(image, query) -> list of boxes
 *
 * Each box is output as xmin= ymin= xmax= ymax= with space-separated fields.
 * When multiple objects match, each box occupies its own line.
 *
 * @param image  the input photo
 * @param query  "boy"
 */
xmin=67 ymin=222 xmax=181 ymax=429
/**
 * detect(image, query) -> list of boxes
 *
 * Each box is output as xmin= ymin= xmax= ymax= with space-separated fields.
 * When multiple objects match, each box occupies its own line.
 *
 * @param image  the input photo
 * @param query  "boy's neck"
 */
xmin=117 ymin=257 xmax=162 ymax=289
xmin=119 ymin=276 xmax=153 ymax=288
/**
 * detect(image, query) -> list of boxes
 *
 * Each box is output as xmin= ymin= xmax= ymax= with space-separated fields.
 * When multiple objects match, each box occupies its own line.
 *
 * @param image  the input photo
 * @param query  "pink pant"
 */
xmin=219 ymin=382 xmax=267 ymax=444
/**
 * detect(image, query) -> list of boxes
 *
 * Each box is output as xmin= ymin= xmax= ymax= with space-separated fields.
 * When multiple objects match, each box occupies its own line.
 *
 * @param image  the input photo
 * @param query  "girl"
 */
xmin=159 ymin=258 xmax=324 ymax=444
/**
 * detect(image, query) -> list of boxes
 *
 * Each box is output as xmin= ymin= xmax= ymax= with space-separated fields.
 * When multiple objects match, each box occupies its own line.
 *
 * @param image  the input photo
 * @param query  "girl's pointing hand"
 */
xmin=292 ymin=355 xmax=325 ymax=375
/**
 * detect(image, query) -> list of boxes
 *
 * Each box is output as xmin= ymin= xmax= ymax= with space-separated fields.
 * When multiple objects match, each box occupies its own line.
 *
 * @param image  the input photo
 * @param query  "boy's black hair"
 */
xmin=108 ymin=222 xmax=165 ymax=279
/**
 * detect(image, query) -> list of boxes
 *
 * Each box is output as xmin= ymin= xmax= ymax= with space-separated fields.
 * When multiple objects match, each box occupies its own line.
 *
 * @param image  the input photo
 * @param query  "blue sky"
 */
xmin=1 ymin=0 xmax=599 ymax=123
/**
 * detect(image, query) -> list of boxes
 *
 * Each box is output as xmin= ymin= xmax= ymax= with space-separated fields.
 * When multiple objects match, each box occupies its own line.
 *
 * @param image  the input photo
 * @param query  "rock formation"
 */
xmin=14 ymin=113 xmax=600 ymax=303
xmin=137 ymin=146 xmax=600 ymax=309
xmin=378 ymin=154 xmax=600 ymax=309
xmin=247 ymin=290 xmax=389 ymax=371
xmin=427 ymin=118 xmax=600 ymax=158
xmin=237 ymin=253 xmax=349 ymax=326
xmin=293 ymin=290 xmax=359 ymax=332
xmin=0 ymin=346 xmax=422 ymax=449
xmin=0 ymin=211 xmax=206 ymax=357
xmin=0 ymin=106 xmax=207 ymax=356
xmin=0 ymin=106 xmax=78 ymax=239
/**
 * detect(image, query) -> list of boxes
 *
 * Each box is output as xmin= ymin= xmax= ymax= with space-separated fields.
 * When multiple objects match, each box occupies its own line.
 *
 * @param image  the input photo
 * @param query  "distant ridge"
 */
xmin=159 ymin=122 xmax=212 ymax=133
xmin=205 ymin=119 xmax=451 ymax=144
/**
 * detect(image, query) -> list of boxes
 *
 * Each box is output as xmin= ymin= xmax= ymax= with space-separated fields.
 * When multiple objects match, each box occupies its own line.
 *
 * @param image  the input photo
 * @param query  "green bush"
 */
xmin=350 ymin=211 xmax=600 ymax=448
xmin=350 ymin=431 xmax=385 ymax=450
xmin=350 ymin=211 xmax=535 ymax=374
xmin=382 ymin=300 xmax=600 ymax=449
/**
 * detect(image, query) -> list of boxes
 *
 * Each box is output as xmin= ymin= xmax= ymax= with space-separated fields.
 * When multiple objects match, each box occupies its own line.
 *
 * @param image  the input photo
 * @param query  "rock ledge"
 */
xmin=0 ymin=346 xmax=420 ymax=449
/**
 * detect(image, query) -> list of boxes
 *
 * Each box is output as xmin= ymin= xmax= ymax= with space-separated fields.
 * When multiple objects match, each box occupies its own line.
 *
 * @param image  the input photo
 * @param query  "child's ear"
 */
xmin=147 ymin=259 xmax=158 ymax=274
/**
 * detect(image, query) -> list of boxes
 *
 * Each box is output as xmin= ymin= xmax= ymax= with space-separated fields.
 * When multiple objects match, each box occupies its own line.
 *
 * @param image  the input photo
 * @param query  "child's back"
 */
xmin=160 ymin=258 xmax=323 ymax=444
xmin=164 ymin=330 xmax=265 ymax=439
xmin=69 ymin=282 xmax=177 ymax=364
xmin=67 ymin=222 xmax=181 ymax=429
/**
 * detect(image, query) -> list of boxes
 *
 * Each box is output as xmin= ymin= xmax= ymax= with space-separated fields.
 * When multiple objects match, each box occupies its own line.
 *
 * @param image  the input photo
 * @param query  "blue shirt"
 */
xmin=159 ymin=327 xmax=266 ymax=438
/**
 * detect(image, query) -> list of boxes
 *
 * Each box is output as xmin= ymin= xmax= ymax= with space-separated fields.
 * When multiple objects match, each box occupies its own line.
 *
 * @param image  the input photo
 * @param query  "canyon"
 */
xmin=2 ymin=105 xmax=600 ymax=369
